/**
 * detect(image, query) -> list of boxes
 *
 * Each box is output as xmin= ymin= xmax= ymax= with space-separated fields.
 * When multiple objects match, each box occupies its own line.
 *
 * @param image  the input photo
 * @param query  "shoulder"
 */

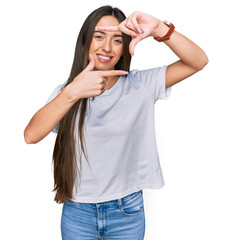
xmin=128 ymin=66 xmax=167 ymax=76
xmin=128 ymin=66 xmax=167 ymax=82
xmin=127 ymin=69 xmax=141 ymax=82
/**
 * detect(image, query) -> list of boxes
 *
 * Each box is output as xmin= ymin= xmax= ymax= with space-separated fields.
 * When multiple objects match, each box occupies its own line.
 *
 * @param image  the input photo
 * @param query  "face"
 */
xmin=89 ymin=16 xmax=123 ymax=71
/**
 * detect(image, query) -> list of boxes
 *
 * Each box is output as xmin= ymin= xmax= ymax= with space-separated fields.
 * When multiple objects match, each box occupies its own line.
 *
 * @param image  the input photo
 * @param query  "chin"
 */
xmin=95 ymin=64 xmax=115 ymax=71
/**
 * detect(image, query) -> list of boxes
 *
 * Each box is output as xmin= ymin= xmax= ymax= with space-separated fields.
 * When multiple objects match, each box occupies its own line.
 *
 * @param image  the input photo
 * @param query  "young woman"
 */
xmin=24 ymin=5 xmax=208 ymax=240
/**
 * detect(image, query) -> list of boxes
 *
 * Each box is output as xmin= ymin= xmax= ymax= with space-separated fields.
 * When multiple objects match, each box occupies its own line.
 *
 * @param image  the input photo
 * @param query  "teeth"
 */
xmin=98 ymin=55 xmax=111 ymax=60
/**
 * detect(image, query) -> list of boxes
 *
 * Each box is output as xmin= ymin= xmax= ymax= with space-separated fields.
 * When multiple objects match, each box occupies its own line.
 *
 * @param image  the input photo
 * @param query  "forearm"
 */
xmin=152 ymin=20 xmax=209 ymax=70
xmin=24 ymin=85 xmax=79 ymax=144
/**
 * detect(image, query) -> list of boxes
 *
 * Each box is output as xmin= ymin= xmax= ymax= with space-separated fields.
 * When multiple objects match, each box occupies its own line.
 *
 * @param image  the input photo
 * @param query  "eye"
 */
xmin=114 ymin=39 xmax=122 ymax=44
xmin=94 ymin=35 xmax=103 ymax=40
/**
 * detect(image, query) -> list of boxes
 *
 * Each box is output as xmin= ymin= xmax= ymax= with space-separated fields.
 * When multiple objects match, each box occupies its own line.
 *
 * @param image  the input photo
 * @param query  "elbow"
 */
xmin=184 ymin=54 xmax=209 ymax=72
xmin=198 ymin=54 xmax=209 ymax=70
xmin=201 ymin=55 xmax=209 ymax=69
xmin=24 ymin=130 xmax=32 ymax=144
xmin=24 ymin=128 xmax=37 ymax=144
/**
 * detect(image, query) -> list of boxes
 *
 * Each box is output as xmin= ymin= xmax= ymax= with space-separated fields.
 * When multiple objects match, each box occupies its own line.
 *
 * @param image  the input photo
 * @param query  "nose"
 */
xmin=101 ymin=38 xmax=112 ymax=53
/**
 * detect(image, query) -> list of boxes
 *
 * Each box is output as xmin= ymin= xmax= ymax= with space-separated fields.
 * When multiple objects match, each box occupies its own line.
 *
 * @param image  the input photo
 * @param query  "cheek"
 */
xmin=115 ymin=45 xmax=123 ymax=57
xmin=117 ymin=49 xmax=123 ymax=59
xmin=89 ymin=41 xmax=100 ymax=52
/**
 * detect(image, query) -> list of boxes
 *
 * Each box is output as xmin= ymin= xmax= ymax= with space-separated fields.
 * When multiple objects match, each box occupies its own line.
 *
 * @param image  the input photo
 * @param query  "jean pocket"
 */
xmin=119 ymin=190 xmax=144 ymax=216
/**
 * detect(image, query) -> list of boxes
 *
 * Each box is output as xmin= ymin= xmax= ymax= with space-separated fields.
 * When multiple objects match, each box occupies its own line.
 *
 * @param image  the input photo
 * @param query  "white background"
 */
xmin=1 ymin=0 xmax=231 ymax=239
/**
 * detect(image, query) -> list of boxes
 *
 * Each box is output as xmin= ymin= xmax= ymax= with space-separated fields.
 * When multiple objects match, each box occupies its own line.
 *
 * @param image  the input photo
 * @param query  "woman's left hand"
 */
xmin=95 ymin=11 xmax=160 ymax=55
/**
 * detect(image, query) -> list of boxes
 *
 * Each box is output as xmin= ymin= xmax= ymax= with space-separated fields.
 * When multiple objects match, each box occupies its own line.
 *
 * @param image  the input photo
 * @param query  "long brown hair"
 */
xmin=52 ymin=5 xmax=132 ymax=203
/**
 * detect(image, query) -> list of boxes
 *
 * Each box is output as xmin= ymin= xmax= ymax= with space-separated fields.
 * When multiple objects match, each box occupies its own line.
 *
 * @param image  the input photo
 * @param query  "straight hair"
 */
xmin=52 ymin=5 xmax=132 ymax=203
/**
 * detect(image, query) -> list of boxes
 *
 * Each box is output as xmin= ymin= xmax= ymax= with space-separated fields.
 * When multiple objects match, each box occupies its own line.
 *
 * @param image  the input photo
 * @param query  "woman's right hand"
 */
xmin=66 ymin=54 xmax=128 ymax=101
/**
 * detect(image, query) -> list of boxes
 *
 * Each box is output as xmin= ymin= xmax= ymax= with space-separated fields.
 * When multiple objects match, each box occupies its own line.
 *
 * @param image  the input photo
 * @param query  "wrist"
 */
xmin=151 ymin=20 xmax=170 ymax=38
xmin=63 ymin=83 xmax=81 ymax=104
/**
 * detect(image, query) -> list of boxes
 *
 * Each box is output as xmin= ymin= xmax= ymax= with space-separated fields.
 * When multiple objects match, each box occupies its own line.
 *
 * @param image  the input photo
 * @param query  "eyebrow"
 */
xmin=94 ymin=30 xmax=123 ymax=38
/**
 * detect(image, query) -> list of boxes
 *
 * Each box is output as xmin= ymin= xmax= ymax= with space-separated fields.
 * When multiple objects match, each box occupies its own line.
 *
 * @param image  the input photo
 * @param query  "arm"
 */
xmin=96 ymin=12 xmax=209 ymax=88
xmin=24 ymin=84 xmax=78 ymax=144
xmin=24 ymin=55 xmax=128 ymax=144
xmin=152 ymin=20 xmax=209 ymax=88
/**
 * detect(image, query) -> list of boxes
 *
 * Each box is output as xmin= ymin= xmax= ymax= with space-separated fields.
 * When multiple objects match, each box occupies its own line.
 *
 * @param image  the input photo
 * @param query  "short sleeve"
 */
xmin=131 ymin=65 xmax=172 ymax=103
xmin=46 ymin=84 xmax=65 ymax=133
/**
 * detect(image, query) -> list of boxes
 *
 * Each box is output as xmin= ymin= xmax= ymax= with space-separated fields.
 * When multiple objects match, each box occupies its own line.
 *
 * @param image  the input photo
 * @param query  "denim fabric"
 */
xmin=61 ymin=190 xmax=145 ymax=239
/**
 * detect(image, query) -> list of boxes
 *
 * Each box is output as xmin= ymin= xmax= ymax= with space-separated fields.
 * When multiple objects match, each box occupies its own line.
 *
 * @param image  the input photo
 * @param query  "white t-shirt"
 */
xmin=46 ymin=65 xmax=172 ymax=203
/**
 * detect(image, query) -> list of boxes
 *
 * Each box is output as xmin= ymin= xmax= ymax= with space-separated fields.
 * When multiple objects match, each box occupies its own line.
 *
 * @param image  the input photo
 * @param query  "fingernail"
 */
xmin=137 ymin=28 xmax=143 ymax=34
xmin=131 ymin=32 xmax=137 ymax=37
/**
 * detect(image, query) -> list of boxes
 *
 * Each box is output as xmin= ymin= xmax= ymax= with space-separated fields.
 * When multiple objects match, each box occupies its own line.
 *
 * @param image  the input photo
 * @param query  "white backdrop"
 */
xmin=1 ymin=0 xmax=231 ymax=239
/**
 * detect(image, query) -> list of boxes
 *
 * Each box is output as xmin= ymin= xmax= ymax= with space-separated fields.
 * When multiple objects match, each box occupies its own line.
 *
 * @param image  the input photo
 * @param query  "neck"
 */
xmin=105 ymin=75 xmax=120 ymax=90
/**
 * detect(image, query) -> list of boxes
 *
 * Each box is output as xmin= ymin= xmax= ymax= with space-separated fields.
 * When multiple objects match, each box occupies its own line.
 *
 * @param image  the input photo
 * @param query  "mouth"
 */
xmin=96 ymin=54 xmax=113 ymax=63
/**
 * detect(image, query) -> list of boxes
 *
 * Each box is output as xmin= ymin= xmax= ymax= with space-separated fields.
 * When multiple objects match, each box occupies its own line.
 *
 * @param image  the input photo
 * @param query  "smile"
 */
xmin=97 ymin=54 xmax=113 ymax=63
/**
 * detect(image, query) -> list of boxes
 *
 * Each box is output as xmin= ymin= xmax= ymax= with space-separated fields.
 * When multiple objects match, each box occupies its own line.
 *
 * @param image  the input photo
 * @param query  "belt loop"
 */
xmin=118 ymin=198 xmax=122 ymax=209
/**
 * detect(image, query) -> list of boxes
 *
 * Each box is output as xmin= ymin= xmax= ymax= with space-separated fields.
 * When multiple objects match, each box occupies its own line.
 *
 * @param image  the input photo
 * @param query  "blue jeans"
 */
xmin=61 ymin=190 xmax=145 ymax=239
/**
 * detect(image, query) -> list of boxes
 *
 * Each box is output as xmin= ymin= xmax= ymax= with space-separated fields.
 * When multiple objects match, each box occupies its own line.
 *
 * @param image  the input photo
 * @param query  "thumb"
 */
xmin=84 ymin=54 xmax=95 ymax=71
xmin=129 ymin=37 xmax=141 ymax=56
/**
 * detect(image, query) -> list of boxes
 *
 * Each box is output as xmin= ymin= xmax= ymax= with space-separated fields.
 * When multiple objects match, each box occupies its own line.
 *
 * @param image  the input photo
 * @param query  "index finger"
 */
xmin=98 ymin=70 xmax=128 ymax=76
xmin=95 ymin=26 xmax=119 ymax=32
